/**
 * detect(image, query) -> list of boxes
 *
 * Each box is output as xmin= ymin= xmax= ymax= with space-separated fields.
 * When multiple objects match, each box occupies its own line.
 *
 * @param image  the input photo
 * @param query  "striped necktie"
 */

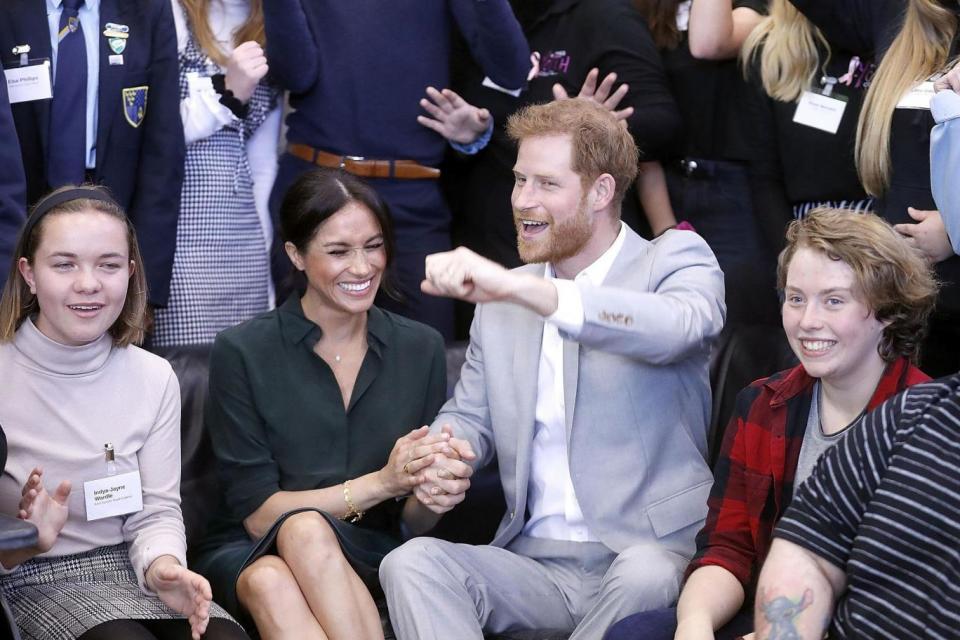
xmin=47 ymin=0 xmax=87 ymax=187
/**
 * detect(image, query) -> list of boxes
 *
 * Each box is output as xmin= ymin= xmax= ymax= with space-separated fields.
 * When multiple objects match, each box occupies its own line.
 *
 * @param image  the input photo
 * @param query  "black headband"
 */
xmin=22 ymin=187 xmax=121 ymax=243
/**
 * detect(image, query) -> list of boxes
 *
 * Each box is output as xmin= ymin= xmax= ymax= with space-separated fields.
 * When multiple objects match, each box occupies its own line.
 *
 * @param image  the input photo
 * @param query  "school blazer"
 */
xmin=0 ymin=0 xmax=184 ymax=306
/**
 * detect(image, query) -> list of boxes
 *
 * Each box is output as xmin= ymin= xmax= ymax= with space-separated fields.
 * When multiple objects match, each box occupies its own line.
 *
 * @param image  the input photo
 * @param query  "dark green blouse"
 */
xmin=203 ymin=296 xmax=446 ymax=541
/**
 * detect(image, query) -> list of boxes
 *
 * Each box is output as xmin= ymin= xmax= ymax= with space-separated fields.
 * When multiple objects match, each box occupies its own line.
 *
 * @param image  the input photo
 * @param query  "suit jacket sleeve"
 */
xmin=430 ymin=302 xmax=496 ymax=469
xmin=0 ymin=78 xmax=26 ymax=287
xmin=133 ymin=0 xmax=184 ymax=307
xmin=573 ymin=230 xmax=726 ymax=365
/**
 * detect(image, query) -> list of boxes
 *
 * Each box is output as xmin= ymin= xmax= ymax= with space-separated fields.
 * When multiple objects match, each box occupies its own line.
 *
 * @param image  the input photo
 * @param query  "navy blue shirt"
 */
xmin=263 ymin=0 xmax=530 ymax=166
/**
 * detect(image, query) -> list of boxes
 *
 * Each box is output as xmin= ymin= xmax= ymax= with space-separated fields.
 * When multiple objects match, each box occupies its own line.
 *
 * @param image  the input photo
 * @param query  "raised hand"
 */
xmin=552 ymin=68 xmax=634 ymax=122
xmin=422 ymin=246 xmax=516 ymax=303
xmin=224 ymin=41 xmax=269 ymax=103
xmin=146 ymin=557 xmax=212 ymax=640
xmin=418 ymin=87 xmax=492 ymax=144
xmin=18 ymin=466 xmax=70 ymax=553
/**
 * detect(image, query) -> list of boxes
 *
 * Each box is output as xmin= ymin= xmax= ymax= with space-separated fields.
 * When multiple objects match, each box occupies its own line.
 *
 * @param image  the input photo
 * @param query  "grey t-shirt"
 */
xmin=794 ymin=382 xmax=862 ymax=492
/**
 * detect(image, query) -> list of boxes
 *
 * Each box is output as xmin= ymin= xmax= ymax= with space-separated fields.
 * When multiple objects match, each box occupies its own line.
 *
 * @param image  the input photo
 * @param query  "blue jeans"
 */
xmin=666 ymin=160 xmax=779 ymax=327
xmin=604 ymin=606 xmax=753 ymax=640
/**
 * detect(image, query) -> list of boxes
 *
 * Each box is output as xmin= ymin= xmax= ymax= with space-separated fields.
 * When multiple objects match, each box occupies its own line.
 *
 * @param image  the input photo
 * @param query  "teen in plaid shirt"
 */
xmin=605 ymin=208 xmax=937 ymax=640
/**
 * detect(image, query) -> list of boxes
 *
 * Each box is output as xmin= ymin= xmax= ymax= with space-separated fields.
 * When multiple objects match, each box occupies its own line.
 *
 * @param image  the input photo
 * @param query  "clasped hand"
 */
xmin=381 ymin=425 xmax=476 ymax=514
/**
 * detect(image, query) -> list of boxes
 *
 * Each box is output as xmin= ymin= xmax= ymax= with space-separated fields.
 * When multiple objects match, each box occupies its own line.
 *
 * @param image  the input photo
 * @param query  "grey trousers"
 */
xmin=379 ymin=535 xmax=687 ymax=640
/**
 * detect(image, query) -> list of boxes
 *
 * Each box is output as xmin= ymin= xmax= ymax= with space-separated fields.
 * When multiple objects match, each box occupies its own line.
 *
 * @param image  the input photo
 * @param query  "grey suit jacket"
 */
xmin=434 ymin=226 xmax=726 ymax=558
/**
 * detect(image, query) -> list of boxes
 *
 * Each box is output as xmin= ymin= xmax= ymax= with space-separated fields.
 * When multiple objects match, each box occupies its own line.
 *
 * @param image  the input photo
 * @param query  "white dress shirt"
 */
xmin=523 ymin=222 xmax=627 ymax=542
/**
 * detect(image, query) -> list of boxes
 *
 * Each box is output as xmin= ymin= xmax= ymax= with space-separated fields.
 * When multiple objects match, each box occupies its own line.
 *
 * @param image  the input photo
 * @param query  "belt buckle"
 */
xmin=340 ymin=155 xmax=365 ymax=169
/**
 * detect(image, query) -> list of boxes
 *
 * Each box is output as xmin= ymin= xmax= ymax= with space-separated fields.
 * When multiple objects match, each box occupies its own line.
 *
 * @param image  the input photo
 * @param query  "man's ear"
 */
xmin=285 ymin=241 xmax=305 ymax=271
xmin=589 ymin=173 xmax=616 ymax=211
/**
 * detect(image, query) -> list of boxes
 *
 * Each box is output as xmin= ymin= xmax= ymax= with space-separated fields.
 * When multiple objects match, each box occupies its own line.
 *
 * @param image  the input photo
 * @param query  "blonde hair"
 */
xmin=506 ymin=99 xmax=639 ymax=208
xmin=777 ymin=208 xmax=938 ymax=362
xmin=856 ymin=0 xmax=956 ymax=196
xmin=179 ymin=0 xmax=265 ymax=67
xmin=0 ymin=187 xmax=149 ymax=346
xmin=741 ymin=0 xmax=830 ymax=102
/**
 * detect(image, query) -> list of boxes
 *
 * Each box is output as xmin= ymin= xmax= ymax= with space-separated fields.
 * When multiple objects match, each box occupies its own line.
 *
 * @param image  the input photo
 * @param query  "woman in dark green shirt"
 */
xmin=194 ymin=169 xmax=467 ymax=640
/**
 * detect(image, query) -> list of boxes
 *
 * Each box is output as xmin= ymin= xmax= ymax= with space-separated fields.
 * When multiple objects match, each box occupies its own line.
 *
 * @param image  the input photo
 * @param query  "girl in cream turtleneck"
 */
xmin=0 ymin=187 xmax=248 ymax=640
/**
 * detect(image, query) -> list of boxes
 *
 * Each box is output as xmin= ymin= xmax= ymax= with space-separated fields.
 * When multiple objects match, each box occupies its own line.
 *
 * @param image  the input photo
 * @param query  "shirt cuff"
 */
xmin=130 ymin=533 xmax=188 ymax=595
xmin=546 ymin=278 xmax=584 ymax=337
xmin=450 ymin=119 xmax=494 ymax=155
xmin=931 ymin=91 xmax=960 ymax=124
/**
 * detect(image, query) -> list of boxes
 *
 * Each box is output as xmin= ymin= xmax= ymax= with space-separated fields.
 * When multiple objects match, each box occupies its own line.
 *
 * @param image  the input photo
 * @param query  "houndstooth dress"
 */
xmin=1 ymin=544 xmax=235 ymax=639
xmin=151 ymin=28 xmax=277 ymax=347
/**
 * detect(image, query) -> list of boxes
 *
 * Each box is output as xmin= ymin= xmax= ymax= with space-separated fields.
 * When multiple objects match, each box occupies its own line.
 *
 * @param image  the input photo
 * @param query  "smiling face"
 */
xmin=781 ymin=247 xmax=888 ymax=386
xmin=511 ymin=134 xmax=596 ymax=266
xmin=287 ymin=200 xmax=386 ymax=318
xmin=18 ymin=210 xmax=133 ymax=346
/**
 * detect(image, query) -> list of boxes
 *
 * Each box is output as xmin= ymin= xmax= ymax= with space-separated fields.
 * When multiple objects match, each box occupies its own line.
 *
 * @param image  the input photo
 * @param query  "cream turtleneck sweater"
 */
xmin=0 ymin=319 xmax=185 ymax=592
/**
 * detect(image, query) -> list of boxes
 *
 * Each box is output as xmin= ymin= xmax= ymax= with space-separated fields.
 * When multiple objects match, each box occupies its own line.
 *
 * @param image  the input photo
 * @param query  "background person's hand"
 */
xmin=553 ymin=68 xmax=634 ymax=122
xmin=934 ymin=59 xmax=960 ymax=93
xmin=894 ymin=208 xmax=954 ymax=263
xmin=224 ymin=41 xmax=268 ymax=103
xmin=418 ymin=87 xmax=491 ymax=144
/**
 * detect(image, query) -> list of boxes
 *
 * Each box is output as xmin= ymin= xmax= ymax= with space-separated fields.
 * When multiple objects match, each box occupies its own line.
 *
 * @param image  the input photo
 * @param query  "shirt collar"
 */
xmin=48 ymin=0 xmax=99 ymax=11
xmin=547 ymin=221 xmax=626 ymax=284
xmin=277 ymin=295 xmax=389 ymax=358
xmin=766 ymin=357 xmax=911 ymax=408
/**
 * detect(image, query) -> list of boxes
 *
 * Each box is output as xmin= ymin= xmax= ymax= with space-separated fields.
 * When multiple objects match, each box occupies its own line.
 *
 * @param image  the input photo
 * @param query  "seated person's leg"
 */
xmin=139 ymin=618 xmax=253 ymax=640
xmin=380 ymin=537 xmax=574 ymax=640
xmin=237 ymin=555 xmax=326 ymax=639
xmin=572 ymin=543 xmax=687 ymax=640
xmin=603 ymin=607 xmax=678 ymax=640
xmin=274 ymin=511 xmax=383 ymax=638
xmin=77 ymin=619 xmax=161 ymax=640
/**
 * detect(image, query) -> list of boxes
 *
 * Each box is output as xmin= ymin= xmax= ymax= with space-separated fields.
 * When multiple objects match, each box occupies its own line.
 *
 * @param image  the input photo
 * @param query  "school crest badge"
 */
xmin=109 ymin=37 xmax=126 ymax=54
xmin=122 ymin=86 xmax=148 ymax=128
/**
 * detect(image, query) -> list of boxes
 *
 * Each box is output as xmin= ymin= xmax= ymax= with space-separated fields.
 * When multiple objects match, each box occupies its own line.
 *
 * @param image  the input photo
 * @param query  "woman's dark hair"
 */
xmin=633 ymin=0 xmax=683 ymax=50
xmin=279 ymin=169 xmax=402 ymax=300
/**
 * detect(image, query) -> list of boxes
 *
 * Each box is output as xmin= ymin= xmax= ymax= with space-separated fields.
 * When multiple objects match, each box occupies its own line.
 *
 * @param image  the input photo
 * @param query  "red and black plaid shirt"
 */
xmin=686 ymin=357 xmax=928 ymax=590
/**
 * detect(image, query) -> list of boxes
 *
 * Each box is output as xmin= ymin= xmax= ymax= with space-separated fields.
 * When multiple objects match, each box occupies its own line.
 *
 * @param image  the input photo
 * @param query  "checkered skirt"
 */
xmin=0 ymin=544 xmax=234 ymax=640
xmin=151 ymin=30 xmax=279 ymax=348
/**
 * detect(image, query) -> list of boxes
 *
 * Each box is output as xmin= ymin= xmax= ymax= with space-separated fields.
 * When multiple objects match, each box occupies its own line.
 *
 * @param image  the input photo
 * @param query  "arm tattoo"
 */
xmin=759 ymin=588 xmax=814 ymax=640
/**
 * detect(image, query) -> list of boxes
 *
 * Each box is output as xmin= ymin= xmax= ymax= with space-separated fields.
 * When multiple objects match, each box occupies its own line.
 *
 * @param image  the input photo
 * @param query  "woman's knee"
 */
xmin=275 ymin=511 xmax=340 ymax=561
xmin=236 ymin=555 xmax=300 ymax=607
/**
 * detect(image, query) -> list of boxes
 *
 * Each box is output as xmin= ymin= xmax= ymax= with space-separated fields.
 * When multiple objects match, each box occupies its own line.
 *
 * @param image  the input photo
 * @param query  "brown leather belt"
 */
xmin=287 ymin=143 xmax=441 ymax=180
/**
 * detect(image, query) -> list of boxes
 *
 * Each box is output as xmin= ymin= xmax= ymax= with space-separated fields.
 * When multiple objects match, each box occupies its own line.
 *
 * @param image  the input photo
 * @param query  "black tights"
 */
xmin=77 ymin=618 xmax=249 ymax=640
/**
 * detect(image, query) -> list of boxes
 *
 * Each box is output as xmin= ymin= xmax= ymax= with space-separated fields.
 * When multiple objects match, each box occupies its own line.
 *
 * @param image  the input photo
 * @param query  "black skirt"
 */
xmin=193 ymin=508 xmax=403 ymax=618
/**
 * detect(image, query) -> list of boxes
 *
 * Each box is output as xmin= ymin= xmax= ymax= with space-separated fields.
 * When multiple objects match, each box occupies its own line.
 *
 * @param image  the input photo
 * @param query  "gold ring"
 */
xmin=402 ymin=462 xmax=411 ymax=474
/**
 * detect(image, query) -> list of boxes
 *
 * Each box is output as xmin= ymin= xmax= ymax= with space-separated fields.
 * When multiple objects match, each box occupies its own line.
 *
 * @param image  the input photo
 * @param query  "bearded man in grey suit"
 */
xmin=380 ymin=98 xmax=726 ymax=640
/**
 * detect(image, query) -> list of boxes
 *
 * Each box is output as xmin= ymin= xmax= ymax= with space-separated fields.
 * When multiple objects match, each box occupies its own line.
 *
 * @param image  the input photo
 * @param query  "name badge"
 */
xmin=897 ymin=81 xmax=936 ymax=110
xmin=83 ymin=470 xmax=143 ymax=521
xmin=3 ymin=61 xmax=52 ymax=104
xmin=793 ymin=90 xmax=847 ymax=134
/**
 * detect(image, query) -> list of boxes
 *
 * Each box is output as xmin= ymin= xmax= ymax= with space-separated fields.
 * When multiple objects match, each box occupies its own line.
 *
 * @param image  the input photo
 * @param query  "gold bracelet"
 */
xmin=341 ymin=479 xmax=363 ymax=523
